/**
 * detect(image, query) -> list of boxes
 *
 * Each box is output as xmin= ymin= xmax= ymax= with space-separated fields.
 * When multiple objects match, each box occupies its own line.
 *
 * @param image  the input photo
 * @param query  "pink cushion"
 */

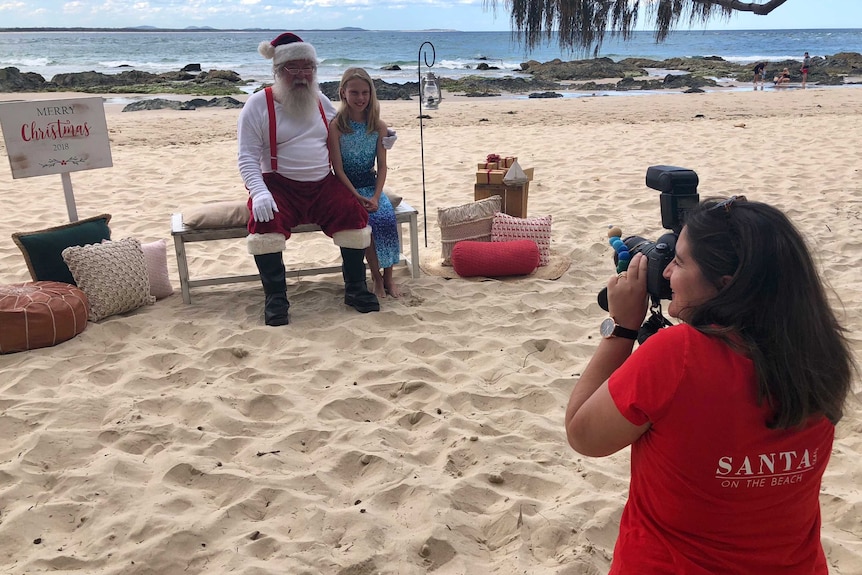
xmin=450 ymin=239 xmax=540 ymax=278
xmin=141 ymin=239 xmax=174 ymax=299
xmin=491 ymin=213 xmax=552 ymax=266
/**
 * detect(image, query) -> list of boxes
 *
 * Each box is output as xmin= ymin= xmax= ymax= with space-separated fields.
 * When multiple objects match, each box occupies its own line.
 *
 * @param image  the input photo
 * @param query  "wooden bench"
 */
xmin=171 ymin=201 xmax=420 ymax=304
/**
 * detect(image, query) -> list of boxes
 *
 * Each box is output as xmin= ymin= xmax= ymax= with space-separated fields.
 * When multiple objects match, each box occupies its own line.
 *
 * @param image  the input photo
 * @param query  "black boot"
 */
xmin=341 ymin=247 xmax=380 ymax=313
xmin=254 ymin=253 xmax=290 ymax=326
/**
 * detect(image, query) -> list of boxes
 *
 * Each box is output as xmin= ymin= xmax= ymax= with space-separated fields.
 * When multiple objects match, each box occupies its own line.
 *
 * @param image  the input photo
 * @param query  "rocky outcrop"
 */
xmin=0 ymin=67 xmax=48 ymax=91
xmin=122 ymin=99 xmax=196 ymax=111
xmin=528 ymin=91 xmax=563 ymax=98
xmin=520 ymin=57 xmax=645 ymax=80
xmin=440 ymin=76 xmax=561 ymax=95
xmin=121 ymin=96 xmax=243 ymax=112
xmin=4 ymin=51 xmax=859 ymax=97
xmin=0 ymin=66 xmax=247 ymax=94
xmin=319 ymin=79 xmax=414 ymax=101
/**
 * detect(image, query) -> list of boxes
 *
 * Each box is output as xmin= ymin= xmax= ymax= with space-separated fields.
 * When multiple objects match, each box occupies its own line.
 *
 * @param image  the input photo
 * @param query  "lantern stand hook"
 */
xmin=418 ymin=41 xmax=436 ymax=248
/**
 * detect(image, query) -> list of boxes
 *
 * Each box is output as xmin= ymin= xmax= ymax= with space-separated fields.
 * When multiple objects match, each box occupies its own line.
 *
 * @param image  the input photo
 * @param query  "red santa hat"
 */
xmin=258 ymin=32 xmax=318 ymax=66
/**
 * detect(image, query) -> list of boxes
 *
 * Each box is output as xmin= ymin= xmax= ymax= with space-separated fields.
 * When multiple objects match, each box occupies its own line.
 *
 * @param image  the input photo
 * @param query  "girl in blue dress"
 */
xmin=328 ymin=68 xmax=401 ymax=299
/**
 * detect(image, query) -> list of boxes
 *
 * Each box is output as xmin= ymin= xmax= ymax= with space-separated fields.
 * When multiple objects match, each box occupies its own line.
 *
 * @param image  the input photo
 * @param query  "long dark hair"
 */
xmin=683 ymin=198 xmax=855 ymax=429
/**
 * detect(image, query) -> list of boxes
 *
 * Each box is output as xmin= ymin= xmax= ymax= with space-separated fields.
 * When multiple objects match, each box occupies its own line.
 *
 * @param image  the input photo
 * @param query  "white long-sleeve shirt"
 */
xmin=237 ymin=89 xmax=337 ymax=198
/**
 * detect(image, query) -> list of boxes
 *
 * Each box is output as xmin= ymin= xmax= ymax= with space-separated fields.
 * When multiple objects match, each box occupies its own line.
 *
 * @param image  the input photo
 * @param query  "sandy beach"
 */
xmin=1 ymin=86 xmax=861 ymax=574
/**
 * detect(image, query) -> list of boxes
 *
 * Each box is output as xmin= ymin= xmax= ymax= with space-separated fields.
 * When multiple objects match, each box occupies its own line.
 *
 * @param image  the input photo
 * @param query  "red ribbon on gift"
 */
xmin=486 ymin=153 xmax=501 ymax=164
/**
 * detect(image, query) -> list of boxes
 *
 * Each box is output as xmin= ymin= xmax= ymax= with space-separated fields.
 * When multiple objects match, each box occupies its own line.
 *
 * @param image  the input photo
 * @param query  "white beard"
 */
xmin=272 ymin=76 xmax=320 ymax=119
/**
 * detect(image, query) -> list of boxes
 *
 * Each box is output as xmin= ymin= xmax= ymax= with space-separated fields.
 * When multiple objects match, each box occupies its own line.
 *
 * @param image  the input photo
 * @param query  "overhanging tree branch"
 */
xmin=693 ymin=0 xmax=789 ymax=16
xmin=487 ymin=0 xmax=791 ymax=53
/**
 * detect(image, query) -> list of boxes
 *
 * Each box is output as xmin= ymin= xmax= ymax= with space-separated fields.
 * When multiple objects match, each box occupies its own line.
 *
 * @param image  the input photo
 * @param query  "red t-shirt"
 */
xmin=608 ymin=324 xmax=833 ymax=575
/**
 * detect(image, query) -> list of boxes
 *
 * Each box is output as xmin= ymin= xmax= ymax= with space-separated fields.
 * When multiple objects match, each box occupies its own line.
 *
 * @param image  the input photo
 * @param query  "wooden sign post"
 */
xmin=0 ymin=97 xmax=113 ymax=222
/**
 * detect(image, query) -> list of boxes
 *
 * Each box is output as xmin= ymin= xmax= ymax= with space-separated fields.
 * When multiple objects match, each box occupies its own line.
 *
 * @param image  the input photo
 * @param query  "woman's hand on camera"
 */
xmin=607 ymin=252 xmax=649 ymax=330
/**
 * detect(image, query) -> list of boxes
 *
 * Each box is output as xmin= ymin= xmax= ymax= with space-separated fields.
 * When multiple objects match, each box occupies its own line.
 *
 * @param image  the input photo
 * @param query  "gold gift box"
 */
xmin=475 ymin=169 xmax=507 ymax=185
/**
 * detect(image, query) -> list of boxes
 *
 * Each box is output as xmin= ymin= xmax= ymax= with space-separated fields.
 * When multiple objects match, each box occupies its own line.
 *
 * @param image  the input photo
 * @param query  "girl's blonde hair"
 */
xmin=334 ymin=67 xmax=380 ymax=135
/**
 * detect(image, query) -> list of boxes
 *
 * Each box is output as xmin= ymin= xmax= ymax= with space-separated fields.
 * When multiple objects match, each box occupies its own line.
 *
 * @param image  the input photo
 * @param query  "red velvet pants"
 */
xmin=247 ymin=172 xmax=368 ymax=239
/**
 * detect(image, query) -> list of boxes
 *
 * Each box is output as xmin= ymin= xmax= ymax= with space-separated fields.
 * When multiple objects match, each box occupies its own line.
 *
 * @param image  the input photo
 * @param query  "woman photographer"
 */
xmin=565 ymin=197 xmax=855 ymax=574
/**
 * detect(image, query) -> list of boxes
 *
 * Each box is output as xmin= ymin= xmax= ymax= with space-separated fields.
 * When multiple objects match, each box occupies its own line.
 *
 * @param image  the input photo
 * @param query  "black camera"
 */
xmin=598 ymin=166 xmax=699 ymax=341
xmin=622 ymin=166 xmax=700 ymax=300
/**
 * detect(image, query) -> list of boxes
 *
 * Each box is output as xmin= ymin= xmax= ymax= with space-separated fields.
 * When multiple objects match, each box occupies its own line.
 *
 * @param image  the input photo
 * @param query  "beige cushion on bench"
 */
xmin=183 ymin=189 xmax=401 ymax=231
xmin=184 ymin=201 xmax=249 ymax=230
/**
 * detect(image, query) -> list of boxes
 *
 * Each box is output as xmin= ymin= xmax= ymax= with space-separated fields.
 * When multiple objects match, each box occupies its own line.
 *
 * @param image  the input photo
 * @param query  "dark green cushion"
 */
xmin=12 ymin=214 xmax=112 ymax=284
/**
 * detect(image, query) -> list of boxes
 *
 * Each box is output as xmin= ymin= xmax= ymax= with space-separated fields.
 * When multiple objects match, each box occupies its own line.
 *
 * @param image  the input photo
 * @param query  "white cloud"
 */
xmin=0 ymin=1 xmax=27 ymax=11
xmin=63 ymin=1 xmax=86 ymax=14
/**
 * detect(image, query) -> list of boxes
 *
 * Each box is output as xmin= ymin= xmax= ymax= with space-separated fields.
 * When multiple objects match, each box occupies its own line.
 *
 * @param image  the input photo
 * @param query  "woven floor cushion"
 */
xmin=450 ymin=239 xmax=540 ymax=278
xmin=0 ymin=281 xmax=89 ymax=354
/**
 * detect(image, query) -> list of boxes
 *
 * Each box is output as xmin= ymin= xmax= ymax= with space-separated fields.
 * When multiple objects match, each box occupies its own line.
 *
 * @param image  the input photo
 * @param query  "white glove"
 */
xmin=382 ymin=128 xmax=397 ymax=150
xmin=249 ymin=187 xmax=278 ymax=223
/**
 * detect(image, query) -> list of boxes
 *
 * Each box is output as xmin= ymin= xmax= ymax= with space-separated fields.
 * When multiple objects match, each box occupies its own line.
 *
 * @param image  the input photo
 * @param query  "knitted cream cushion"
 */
xmin=491 ymin=212 xmax=553 ymax=266
xmin=62 ymin=238 xmax=156 ymax=322
xmin=437 ymin=195 xmax=502 ymax=265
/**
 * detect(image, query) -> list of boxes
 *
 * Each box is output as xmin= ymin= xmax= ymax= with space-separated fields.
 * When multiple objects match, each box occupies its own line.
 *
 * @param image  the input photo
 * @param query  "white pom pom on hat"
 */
xmin=259 ymin=32 xmax=318 ymax=66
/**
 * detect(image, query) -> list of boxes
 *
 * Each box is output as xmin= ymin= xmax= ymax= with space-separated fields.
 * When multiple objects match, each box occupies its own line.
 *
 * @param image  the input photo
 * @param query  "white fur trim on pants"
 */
xmin=246 ymin=233 xmax=286 ymax=255
xmin=333 ymin=226 xmax=372 ymax=249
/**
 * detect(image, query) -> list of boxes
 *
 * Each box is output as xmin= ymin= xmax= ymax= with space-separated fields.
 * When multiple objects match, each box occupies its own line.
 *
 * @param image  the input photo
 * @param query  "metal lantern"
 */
xmin=420 ymin=72 xmax=441 ymax=110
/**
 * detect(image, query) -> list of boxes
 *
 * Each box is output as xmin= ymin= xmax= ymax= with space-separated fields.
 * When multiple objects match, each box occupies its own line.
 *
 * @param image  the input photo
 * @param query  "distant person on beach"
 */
xmin=328 ymin=68 xmax=402 ymax=299
xmin=802 ymin=51 xmax=811 ymax=88
xmin=565 ymin=197 xmax=855 ymax=574
xmin=774 ymin=67 xmax=791 ymax=86
xmin=237 ymin=32 xmax=397 ymax=325
xmin=752 ymin=61 xmax=766 ymax=90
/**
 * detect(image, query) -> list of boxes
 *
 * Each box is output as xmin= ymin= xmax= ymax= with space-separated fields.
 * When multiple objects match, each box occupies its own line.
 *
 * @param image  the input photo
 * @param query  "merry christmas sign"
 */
xmin=0 ymin=97 xmax=112 ymax=179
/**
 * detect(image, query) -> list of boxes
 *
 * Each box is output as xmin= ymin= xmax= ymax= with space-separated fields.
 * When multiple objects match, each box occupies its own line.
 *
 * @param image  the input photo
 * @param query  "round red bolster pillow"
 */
xmin=451 ymin=239 xmax=540 ymax=278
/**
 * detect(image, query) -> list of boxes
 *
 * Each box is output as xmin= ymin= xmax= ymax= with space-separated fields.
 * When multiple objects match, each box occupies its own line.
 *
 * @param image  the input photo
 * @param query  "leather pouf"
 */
xmin=0 ymin=281 xmax=89 ymax=354
xmin=450 ymin=239 xmax=540 ymax=278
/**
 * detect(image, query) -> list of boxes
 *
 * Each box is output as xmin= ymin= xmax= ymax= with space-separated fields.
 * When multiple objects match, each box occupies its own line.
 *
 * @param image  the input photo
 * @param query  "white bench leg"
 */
xmin=173 ymin=235 xmax=192 ymax=304
xmin=408 ymin=212 xmax=420 ymax=278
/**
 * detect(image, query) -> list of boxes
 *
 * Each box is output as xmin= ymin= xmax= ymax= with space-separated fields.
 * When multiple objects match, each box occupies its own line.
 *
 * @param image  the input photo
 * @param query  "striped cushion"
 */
xmin=437 ymin=195 xmax=502 ymax=265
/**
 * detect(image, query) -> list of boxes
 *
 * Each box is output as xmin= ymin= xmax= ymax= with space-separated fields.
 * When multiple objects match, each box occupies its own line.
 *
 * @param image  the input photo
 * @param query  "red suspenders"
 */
xmin=264 ymin=86 xmax=330 ymax=172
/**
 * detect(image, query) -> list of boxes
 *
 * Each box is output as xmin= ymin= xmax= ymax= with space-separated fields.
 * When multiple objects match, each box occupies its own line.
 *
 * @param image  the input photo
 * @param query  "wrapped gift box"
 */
xmin=473 ymin=164 xmax=534 ymax=218
xmin=476 ymin=169 xmax=507 ymax=185
xmin=478 ymin=161 xmax=499 ymax=170
xmin=500 ymin=156 xmax=518 ymax=168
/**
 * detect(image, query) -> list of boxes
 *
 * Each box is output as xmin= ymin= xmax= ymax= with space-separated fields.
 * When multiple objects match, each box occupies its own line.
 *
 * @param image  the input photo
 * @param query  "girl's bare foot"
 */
xmin=384 ymin=282 xmax=402 ymax=298
xmin=372 ymin=276 xmax=386 ymax=299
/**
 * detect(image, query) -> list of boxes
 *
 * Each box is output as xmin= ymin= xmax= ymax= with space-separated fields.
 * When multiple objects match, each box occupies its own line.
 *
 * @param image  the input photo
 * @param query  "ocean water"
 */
xmin=1 ymin=28 xmax=861 ymax=90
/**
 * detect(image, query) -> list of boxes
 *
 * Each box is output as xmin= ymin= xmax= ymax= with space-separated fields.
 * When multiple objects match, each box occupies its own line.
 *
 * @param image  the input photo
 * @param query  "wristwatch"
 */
xmin=600 ymin=317 xmax=638 ymax=340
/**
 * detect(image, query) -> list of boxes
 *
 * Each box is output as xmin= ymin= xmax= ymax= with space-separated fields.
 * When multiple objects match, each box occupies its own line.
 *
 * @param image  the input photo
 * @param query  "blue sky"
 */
xmin=0 ymin=0 xmax=859 ymax=31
